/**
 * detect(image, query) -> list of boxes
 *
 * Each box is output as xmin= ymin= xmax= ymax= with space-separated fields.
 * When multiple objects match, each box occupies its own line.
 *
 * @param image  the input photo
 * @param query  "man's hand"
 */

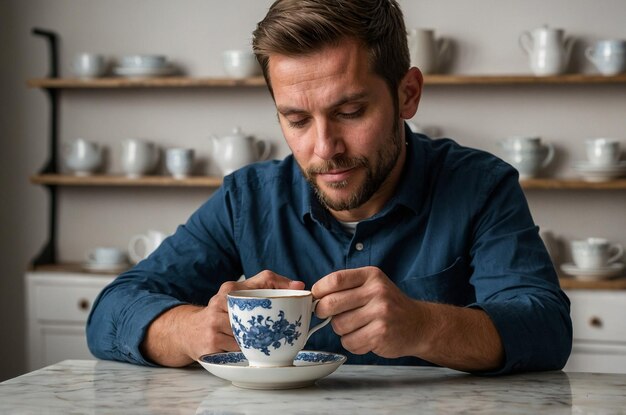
xmin=312 ymin=266 xmax=504 ymax=372
xmin=312 ymin=266 xmax=422 ymax=359
xmin=141 ymin=270 xmax=305 ymax=367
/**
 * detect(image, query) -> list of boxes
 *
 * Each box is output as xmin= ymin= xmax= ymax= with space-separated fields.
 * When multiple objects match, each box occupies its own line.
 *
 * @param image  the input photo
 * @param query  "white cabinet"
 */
xmin=25 ymin=272 xmax=114 ymax=371
xmin=564 ymin=290 xmax=626 ymax=374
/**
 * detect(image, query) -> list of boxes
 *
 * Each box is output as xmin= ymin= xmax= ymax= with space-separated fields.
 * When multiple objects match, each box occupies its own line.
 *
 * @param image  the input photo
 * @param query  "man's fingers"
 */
xmin=311 ymin=269 xmax=366 ymax=299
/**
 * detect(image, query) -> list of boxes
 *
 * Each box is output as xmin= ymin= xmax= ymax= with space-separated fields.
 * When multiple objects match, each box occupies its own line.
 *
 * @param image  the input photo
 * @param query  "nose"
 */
xmin=313 ymin=119 xmax=345 ymax=160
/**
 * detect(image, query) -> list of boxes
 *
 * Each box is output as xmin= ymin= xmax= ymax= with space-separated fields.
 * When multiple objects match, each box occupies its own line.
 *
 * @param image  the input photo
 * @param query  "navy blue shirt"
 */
xmin=87 ymin=127 xmax=572 ymax=374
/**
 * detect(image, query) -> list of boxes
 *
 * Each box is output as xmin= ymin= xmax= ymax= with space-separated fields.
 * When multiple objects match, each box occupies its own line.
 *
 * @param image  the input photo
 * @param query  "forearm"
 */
xmin=414 ymin=301 xmax=504 ymax=372
xmin=141 ymin=304 xmax=203 ymax=367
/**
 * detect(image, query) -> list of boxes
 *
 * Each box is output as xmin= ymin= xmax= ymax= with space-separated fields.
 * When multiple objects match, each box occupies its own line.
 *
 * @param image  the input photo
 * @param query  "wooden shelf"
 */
xmin=27 ymin=76 xmax=267 ymax=89
xmin=520 ymin=178 xmax=626 ymax=190
xmin=27 ymin=74 xmax=626 ymax=89
xmin=29 ymin=174 xmax=626 ymax=190
xmin=30 ymin=174 xmax=223 ymax=187
xmin=424 ymin=74 xmax=626 ymax=85
xmin=559 ymin=277 xmax=626 ymax=290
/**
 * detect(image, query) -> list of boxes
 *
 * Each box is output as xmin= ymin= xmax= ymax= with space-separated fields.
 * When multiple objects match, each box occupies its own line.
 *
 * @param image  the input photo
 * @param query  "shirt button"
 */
xmin=355 ymin=242 xmax=364 ymax=251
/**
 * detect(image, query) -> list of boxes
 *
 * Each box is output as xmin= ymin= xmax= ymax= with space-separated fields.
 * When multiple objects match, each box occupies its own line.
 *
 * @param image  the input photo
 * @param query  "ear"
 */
xmin=397 ymin=67 xmax=423 ymax=119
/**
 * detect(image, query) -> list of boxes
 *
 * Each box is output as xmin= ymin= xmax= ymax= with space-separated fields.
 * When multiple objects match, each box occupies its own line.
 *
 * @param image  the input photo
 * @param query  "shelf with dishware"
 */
xmin=26 ymin=73 xmax=626 ymax=89
xmin=29 ymin=174 xmax=626 ymax=190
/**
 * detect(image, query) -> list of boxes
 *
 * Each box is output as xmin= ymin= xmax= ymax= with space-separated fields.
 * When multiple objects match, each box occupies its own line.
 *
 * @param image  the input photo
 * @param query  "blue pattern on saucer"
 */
xmin=200 ymin=351 xmax=346 ymax=366
xmin=295 ymin=352 xmax=342 ymax=363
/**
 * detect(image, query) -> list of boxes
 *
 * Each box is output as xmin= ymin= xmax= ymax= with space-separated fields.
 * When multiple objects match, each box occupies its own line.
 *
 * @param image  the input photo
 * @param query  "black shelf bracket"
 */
xmin=31 ymin=28 xmax=60 ymax=266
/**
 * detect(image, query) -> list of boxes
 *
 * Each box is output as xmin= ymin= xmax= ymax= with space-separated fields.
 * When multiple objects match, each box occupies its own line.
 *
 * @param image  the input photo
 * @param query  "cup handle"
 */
xmin=256 ymin=139 xmax=272 ymax=161
xmin=608 ymin=244 xmax=624 ymax=264
xmin=128 ymin=234 xmax=148 ymax=264
xmin=306 ymin=299 xmax=332 ymax=341
xmin=519 ymin=31 xmax=532 ymax=55
xmin=584 ymin=47 xmax=598 ymax=65
xmin=541 ymin=142 xmax=555 ymax=168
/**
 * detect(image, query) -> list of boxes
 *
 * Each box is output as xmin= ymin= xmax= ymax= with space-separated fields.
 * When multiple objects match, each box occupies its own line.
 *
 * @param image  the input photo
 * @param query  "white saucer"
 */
xmin=82 ymin=261 xmax=130 ymax=274
xmin=560 ymin=262 xmax=625 ymax=281
xmin=198 ymin=351 xmax=346 ymax=390
xmin=573 ymin=161 xmax=626 ymax=182
xmin=113 ymin=65 xmax=176 ymax=77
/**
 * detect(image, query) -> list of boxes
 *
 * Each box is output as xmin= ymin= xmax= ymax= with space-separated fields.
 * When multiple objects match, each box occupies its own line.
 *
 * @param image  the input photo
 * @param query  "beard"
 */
xmin=302 ymin=121 xmax=403 ymax=212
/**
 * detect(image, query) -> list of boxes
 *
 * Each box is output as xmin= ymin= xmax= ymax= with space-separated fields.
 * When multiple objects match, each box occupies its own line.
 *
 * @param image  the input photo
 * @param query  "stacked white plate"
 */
xmin=113 ymin=54 xmax=175 ymax=78
xmin=573 ymin=160 xmax=626 ymax=182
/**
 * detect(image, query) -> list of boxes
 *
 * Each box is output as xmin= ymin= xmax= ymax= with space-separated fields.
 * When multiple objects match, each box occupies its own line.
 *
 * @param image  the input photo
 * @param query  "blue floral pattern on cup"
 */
xmin=228 ymin=297 xmax=273 ymax=311
xmin=231 ymin=310 xmax=302 ymax=356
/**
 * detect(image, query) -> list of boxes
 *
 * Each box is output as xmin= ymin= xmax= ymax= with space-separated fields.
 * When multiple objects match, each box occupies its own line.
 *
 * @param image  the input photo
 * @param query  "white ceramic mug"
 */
xmin=222 ymin=50 xmax=261 ymax=78
xmin=121 ymin=139 xmax=159 ymax=178
xmin=128 ymin=230 xmax=167 ymax=263
xmin=571 ymin=238 xmax=624 ymax=269
xmin=87 ymin=247 xmax=127 ymax=265
xmin=499 ymin=136 xmax=554 ymax=179
xmin=407 ymin=28 xmax=450 ymax=74
xmin=585 ymin=40 xmax=626 ymax=76
xmin=585 ymin=138 xmax=621 ymax=166
xmin=71 ymin=53 xmax=107 ymax=78
xmin=63 ymin=138 xmax=102 ymax=176
xmin=165 ymin=148 xmax=194 ymax=179
xmin=227 ymin=289 xmax=332 ymax=367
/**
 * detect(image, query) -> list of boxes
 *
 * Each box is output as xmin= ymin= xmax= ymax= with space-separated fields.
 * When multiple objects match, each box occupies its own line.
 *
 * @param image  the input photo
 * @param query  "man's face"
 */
xmin=269 ymin=39 xmax=405 ymax=218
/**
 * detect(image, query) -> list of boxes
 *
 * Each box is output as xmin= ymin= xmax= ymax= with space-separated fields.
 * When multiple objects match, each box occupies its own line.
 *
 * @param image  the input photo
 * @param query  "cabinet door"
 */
xmin=26 ymin=272 xmax=115 ymax=371
xmin=30 ymin=324 xmax=95 ymax=370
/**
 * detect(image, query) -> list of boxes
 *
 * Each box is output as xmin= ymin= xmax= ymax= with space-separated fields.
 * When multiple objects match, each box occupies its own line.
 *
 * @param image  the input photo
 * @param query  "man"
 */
xmin=87 ymin=0 xmax=572 ymax=375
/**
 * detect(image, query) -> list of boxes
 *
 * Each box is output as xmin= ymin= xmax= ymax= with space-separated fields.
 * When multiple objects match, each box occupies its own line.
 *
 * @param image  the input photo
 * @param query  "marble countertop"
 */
xmin=1 ymin=360 xmax=626 ymax=414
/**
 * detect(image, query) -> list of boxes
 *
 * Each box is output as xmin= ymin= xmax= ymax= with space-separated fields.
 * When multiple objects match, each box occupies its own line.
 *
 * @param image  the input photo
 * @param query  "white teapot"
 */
xmin=210 ymin=127 xmax=271 ymax=175
xmin=519 ymin=25 xmax=575 ymax=76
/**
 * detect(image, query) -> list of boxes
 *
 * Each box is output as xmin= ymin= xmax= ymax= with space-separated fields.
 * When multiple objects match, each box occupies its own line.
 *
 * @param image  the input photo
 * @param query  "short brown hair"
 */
xmin=252 ymin=0 xmax=409 ymax=99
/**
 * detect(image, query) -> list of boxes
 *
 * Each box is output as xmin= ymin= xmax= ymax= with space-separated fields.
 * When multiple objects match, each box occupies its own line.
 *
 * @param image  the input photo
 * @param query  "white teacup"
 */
xmin=585 ymin=138 xmax=621 ymax=166
xmin=165 ymin=148 xmax=194 ymax=179
xmin=71 ymin=53 xmax=107 ymax=78
xmin=222 ymin=50 xmax=261 ymax=78
xmin=63 ymin=138 xmax=102 ymax=176
xmin=585 ymin=40 xmax=626 ymax=76
xmin=87 ymin=247 xmax=128 ymax=265
xmin=499 ymin=136 xmax=554 ymax=179
xmin=571 ymin=238 xmax=624 ymax=269
xmin=128 ymin=230 xmax=167 ymax=263
xmin=227 ymin=289 xmax=332 ymax=367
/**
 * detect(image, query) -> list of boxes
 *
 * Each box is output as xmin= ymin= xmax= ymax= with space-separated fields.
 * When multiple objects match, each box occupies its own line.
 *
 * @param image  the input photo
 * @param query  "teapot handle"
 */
xmin=437 ymin=38 xmax=451 ymax=67
xmin=584 ymin=46 xmax=599 ymax=65
xmin=256 ymin=139 xmax=272 ymax=161
xmin=519 ymin=31 xmax=533 ymax=55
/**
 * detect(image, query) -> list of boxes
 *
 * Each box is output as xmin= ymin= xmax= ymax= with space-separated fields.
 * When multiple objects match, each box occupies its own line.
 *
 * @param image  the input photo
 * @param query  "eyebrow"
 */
xmin=276 ymin=91 xmax=369 ymax=116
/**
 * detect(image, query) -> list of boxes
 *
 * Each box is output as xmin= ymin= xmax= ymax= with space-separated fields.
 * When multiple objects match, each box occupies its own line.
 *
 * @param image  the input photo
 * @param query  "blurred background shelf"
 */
xmin=29 ymin=174 xmax=626 ymax=189
xmin=30 ymin=174 xmax=223 ymax=187
xmin=27 ymin=74 xmax=626 ymax=89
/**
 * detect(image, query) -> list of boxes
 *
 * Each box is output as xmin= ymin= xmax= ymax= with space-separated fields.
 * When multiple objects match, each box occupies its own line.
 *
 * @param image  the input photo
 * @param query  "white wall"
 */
xmin=1 ymin=0 xmax=625 ymax=380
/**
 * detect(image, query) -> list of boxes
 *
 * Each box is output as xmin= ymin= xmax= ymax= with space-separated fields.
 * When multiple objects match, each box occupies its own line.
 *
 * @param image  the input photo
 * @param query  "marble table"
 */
xmin=1 ymin=360 xmax=626 ymax=414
